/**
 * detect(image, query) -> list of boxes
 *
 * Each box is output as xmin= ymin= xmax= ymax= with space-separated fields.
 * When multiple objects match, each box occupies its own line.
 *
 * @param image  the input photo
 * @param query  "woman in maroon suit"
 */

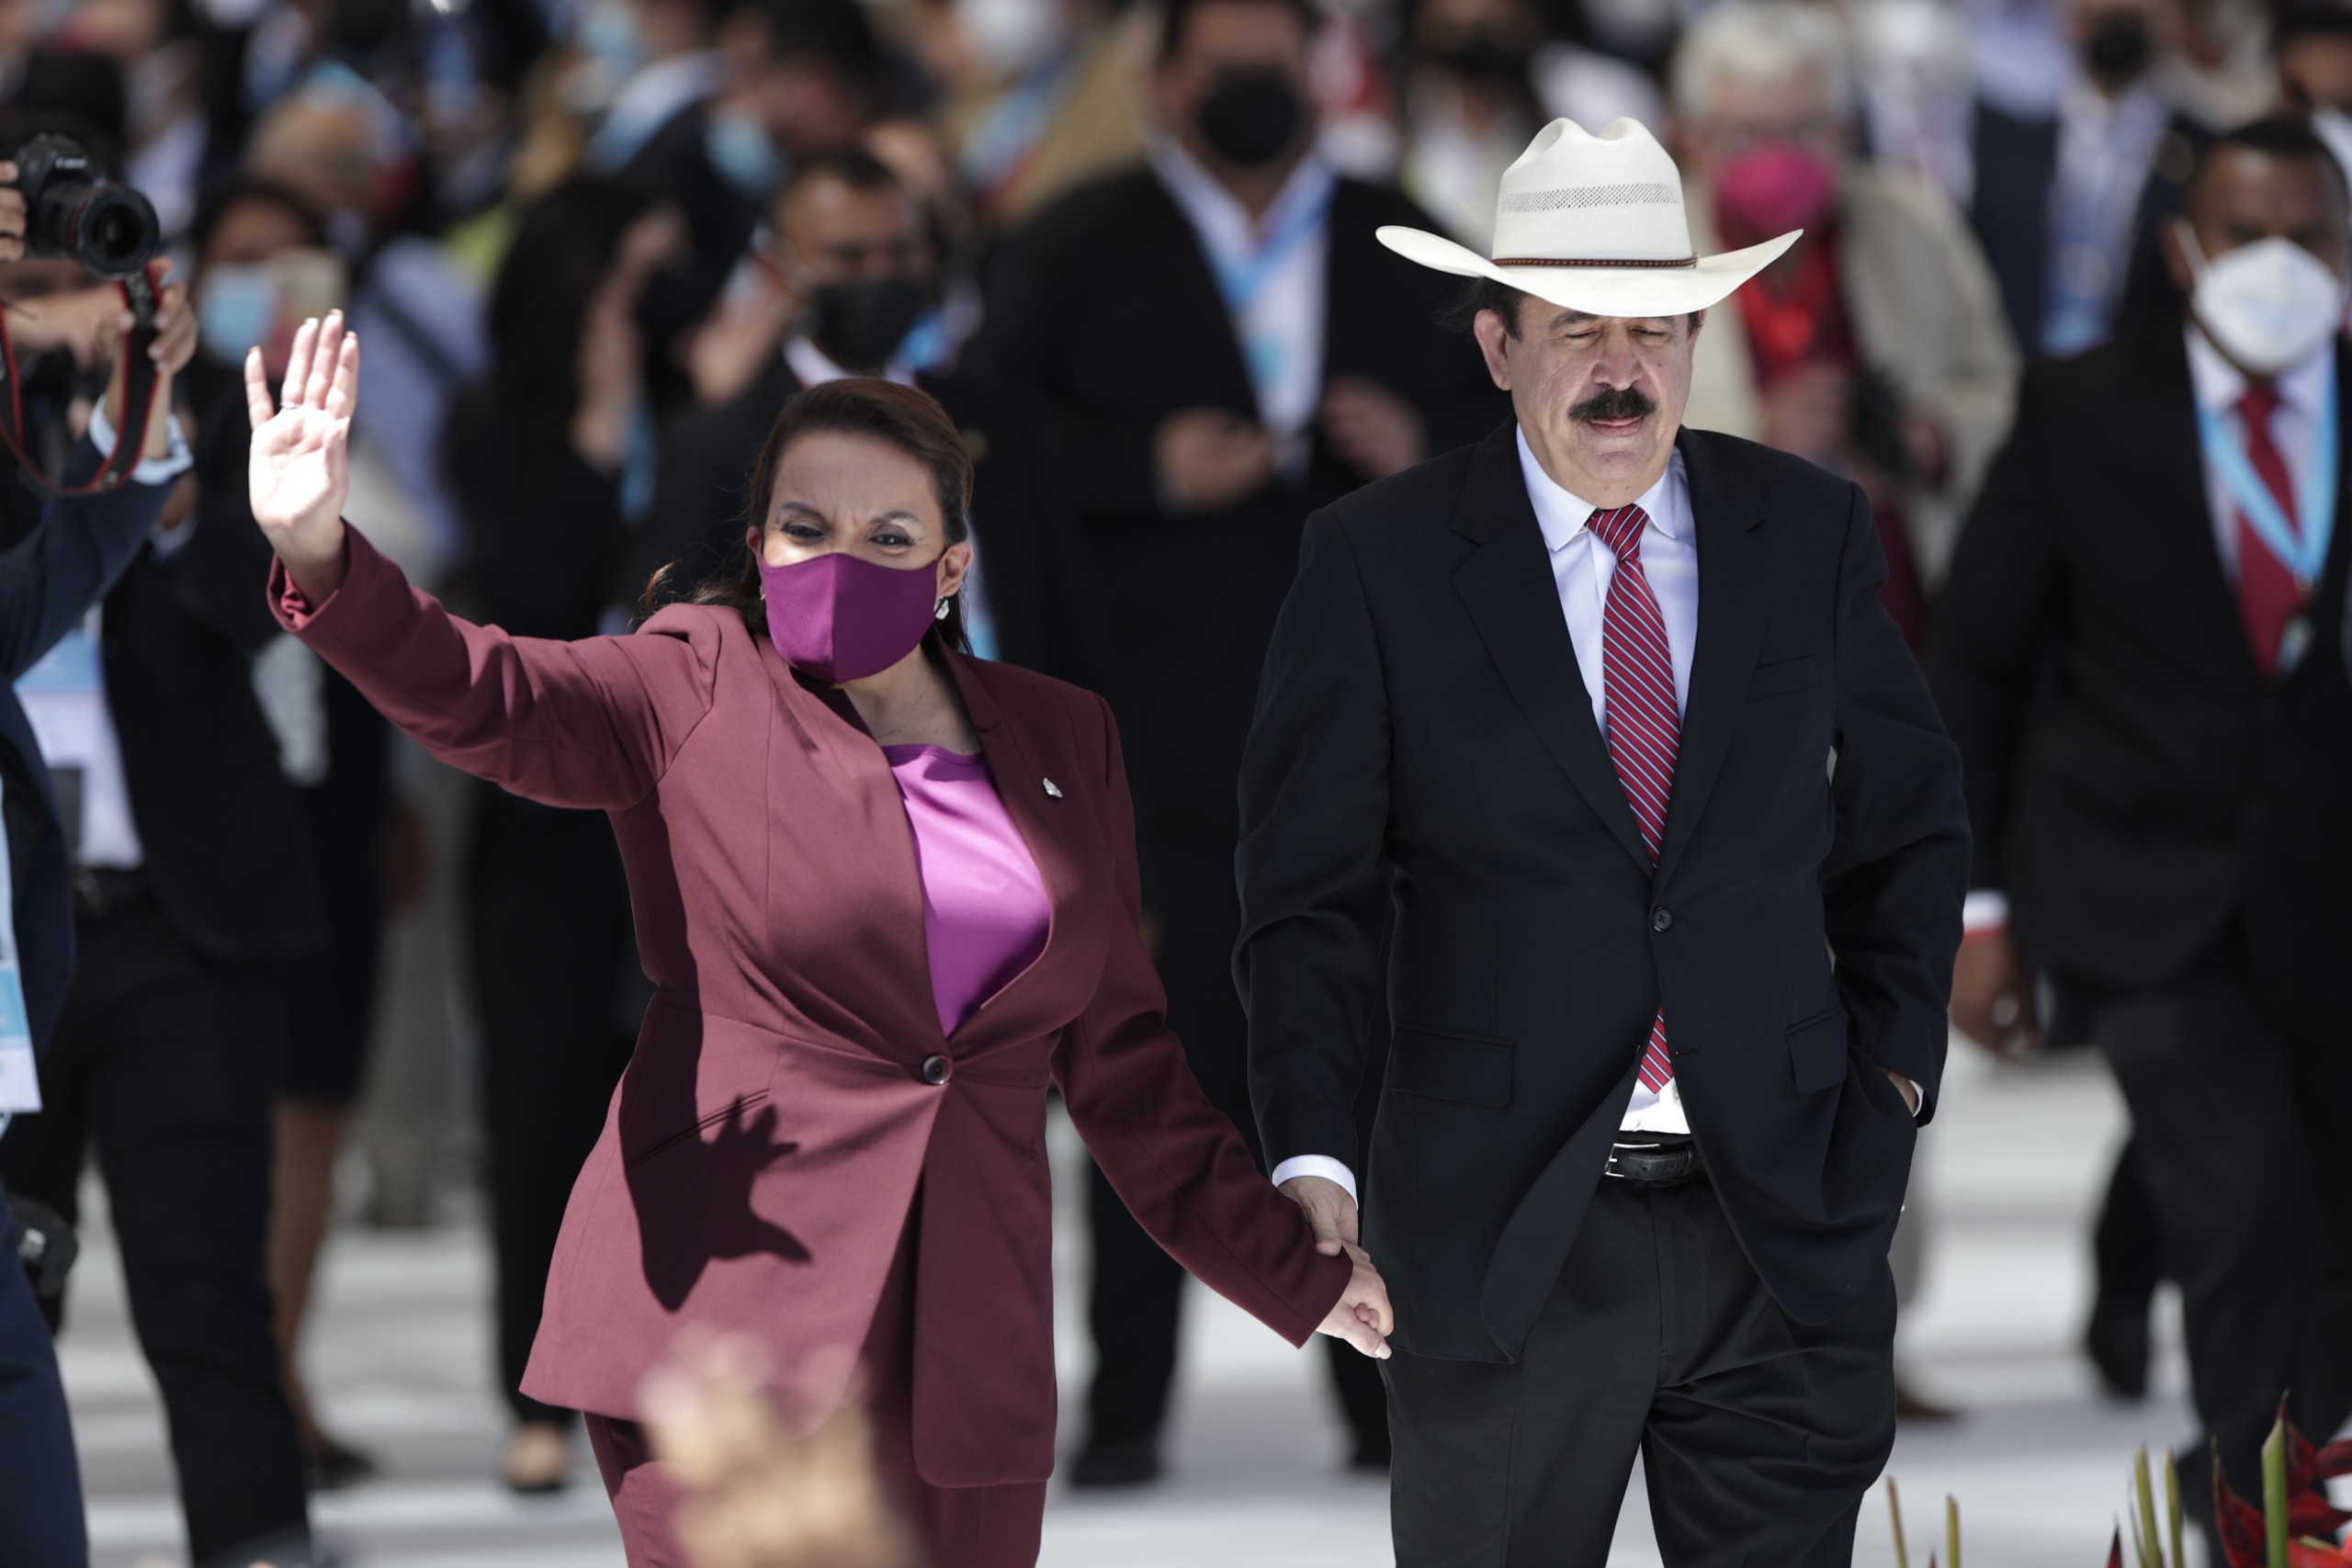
xmin=238 ymin=315 xmax=1392 ymax=1567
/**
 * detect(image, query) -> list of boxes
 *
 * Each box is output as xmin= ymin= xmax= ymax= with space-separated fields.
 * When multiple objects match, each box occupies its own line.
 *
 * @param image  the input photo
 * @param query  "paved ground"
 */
xmin=59 ymin=1043 xmax=2211 ymax=1567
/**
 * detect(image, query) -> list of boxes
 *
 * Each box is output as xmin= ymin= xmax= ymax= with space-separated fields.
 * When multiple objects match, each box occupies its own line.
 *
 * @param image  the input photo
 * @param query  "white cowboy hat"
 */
xmin=1377 ymin=117 xmax=1801 ymax=319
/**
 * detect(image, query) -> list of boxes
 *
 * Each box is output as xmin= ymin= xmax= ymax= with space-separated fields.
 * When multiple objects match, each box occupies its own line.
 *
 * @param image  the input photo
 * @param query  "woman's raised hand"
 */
xmin=245 ymin=312 xmax=360 ymax=604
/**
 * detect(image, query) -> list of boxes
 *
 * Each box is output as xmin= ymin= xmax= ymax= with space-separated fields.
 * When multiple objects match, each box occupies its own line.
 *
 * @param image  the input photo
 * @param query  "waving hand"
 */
xmin=245 ymin=311 xmax=360 ymax=604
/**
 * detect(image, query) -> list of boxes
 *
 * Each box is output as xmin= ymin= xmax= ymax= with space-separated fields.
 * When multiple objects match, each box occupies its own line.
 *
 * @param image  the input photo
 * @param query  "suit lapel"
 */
xmin=2140 ymin=326 xmax=2267 ymax=691
xmin=1653 ymin=431 xmax=1770 ymax=889
xmin=1450 ymin=427 xmax=1652 ymax=873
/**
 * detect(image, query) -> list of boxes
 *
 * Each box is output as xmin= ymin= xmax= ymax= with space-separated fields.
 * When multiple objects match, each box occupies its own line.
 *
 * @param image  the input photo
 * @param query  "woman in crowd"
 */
xmin=180 ymin=175 xmax=395 ymax=1492
xmin=442 ymin=175 xmax=690 ymax=1495
xmin=243 ymin=318 xmax=1391 ymax=1566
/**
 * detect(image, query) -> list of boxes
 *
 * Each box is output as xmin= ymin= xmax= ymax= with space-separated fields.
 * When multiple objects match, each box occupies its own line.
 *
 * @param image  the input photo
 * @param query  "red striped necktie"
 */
xmin=1590 ymin=503 xmax=1679 ymax=1093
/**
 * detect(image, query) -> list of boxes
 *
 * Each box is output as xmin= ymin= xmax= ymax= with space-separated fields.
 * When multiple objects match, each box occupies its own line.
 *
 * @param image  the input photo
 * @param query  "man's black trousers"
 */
xmin=0 ymin=1186 xmax=85 ymax=1568
xmin=1384 ymin=1169 xmax=1896 ymax=1567
xmin=2093 ymin=941 xmax=2352 ymax=1511
xmin=0 ymin=886 xmax=310 ymax=1567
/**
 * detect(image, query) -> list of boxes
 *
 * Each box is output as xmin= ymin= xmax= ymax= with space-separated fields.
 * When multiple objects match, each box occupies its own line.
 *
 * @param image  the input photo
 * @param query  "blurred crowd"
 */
xmin=0 ymin=0 xmax=2346 ymax=1557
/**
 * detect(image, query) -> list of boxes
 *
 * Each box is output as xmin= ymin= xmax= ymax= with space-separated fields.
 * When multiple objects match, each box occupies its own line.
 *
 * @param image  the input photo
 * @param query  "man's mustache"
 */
xmin=1570 ymin=386 xmax=1657 ymax=424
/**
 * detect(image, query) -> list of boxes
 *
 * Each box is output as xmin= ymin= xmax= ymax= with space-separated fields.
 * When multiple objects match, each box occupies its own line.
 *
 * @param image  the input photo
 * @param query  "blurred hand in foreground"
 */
xmin=641 ymin=1330 xmax=921 ymax=1568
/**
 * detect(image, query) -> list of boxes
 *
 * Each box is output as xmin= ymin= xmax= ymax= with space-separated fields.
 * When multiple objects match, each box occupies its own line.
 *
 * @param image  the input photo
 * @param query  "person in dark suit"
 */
xmin=1968 ymin=0 xmax=2207 ymax=358
xmin=441 ymin=176 xmax=691 ymax=1495
xmin=247 ymin=334 xmax=1392 ymax=1568
xmin=0 ymin=253 xmax=319 ymax=1559
xmin=973 ymin=0 xmax=1505 ymax=1482
xmin=591 ymin=0 xmax=889 ymax=330
xmin=0 ymin=264 xmax=216 ymax=1562
xmin=642 ymin=149 xmax=1099 ymax=683
xmin=1935 ymin=116 xmax=2352 ymax=1540
xmin=1239 ymin=116 xmax=1969 ymax=1563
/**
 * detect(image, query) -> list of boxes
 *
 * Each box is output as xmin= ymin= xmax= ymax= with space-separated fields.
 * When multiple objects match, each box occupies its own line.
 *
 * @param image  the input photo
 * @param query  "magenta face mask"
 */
xmin=758 ymin=550 xmax=942 ymax=683
xmin=1712 ymin=142 xmax=1838 ymax=248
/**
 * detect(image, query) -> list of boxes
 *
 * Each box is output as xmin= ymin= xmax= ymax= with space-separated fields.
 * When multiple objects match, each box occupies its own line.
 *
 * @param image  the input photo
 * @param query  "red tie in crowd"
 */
xmin=2233 ymin=385 xmax=2310 ymax=681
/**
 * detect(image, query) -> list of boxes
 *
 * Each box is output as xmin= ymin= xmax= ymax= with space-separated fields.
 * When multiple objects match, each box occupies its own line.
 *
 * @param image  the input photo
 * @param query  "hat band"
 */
xmin=1490 ymin=254 xmax=1700 ymax=269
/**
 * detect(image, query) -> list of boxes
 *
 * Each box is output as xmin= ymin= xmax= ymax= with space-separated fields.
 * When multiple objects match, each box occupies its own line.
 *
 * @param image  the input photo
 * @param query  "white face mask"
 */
xmin=2176 ymin=220 xmax=2347 ymax=377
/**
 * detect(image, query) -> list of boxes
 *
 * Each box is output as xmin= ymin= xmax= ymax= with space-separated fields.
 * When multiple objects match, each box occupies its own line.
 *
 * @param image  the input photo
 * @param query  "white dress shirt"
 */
xmin=1148 ymin=141 xmax=1335 ymax=478
xmin=1963 ymin=324 xmax=2338 ymax=937
xmin=1267 ymin=433 xmax=1702 ymax=1201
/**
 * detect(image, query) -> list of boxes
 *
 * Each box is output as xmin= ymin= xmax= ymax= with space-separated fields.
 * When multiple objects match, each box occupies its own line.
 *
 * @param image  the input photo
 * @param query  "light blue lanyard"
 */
xmin=2197 ymin=373 xmax=2339 ymax=585
xmin=1208 ymin=179 xmax=1333 ymax=319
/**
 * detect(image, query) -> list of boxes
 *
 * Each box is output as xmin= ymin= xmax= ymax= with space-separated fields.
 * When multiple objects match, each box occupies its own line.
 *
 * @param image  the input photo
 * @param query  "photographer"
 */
xmin=0 ymin=158 xmax=320 ymax=1566
xmin=0 ymin=159 xmax=200 ymax=1566
xmin=1669 ymin=0 xmax=2018 ymax=651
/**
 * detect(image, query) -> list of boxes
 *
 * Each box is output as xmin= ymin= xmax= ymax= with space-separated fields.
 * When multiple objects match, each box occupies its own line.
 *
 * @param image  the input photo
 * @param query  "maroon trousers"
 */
xmin=584 ymin=1195 xmax=1049 ymax=1568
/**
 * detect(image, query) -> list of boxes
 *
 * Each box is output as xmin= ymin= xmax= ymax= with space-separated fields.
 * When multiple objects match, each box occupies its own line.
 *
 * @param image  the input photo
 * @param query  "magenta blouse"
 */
xmin=881 ymin=745 xmax=1052 ymax=1037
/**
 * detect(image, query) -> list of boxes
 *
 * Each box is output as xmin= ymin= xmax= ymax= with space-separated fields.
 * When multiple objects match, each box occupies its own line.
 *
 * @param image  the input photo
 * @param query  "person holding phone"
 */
xmin=243 ymin=317 xmax=1393 ymax=1566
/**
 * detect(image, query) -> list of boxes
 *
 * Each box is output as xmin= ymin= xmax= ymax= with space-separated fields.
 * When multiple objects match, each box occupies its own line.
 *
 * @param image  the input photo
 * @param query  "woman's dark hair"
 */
xmin=644 ymin=378 xmax=976 ymax=654
xmin=447 ymin=175 xmax=673 ymax=479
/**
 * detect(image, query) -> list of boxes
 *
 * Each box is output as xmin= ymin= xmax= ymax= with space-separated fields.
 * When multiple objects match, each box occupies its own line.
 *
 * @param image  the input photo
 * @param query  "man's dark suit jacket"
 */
xmin=1931 ymin=320 xmax=2352 ymax=1045
xmin=0 ymin=441 xmax=177 ymax=1059
xmin=636 ymin=354 xmax=1103 ymax=686
xmin=1237 ymin=423 xmax=1970 ymax=1359
xmin=1968 ymin=100 xmax=2206 ymax=358
xmin=89 ymin=355 xmax=323 ymax=966
xmin=626 ymin=104 xmax=758 ymax=327
xmin=974 ymin=169 xmax=1507 ymax=830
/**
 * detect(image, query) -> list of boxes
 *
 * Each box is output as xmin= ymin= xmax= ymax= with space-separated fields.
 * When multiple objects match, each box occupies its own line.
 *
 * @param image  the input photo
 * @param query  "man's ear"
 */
xmin=1472 ymin=310 xmax=1515 ymax=391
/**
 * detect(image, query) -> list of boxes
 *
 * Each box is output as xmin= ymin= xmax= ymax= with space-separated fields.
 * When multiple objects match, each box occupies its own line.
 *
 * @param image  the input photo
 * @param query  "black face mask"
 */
xmin=1196 ymin=73 xmax=1306 ymax=168
xmin=2081 ymin=13 xmax=2153 ymax=85
xmin=1435 ymin=31 xmax=1531 ymax=85
xmin=811 ymin=276 xmax=930 ymax=371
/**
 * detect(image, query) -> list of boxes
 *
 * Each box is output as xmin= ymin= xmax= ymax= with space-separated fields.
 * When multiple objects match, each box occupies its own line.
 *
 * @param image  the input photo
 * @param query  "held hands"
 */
xmin=245 ymin=312 xmax=359 ymax=605
xmin=1282 ymin=1174 xmax=1393 ymax=1359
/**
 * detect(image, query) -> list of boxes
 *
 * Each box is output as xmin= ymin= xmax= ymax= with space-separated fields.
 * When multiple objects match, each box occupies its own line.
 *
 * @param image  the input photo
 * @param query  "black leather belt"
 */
xmin=1605 ymin=1134 xmax=1702 ymax=1185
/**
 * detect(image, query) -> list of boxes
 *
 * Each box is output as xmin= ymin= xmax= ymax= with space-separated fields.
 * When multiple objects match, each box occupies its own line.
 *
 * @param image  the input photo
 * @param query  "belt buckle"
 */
xmin=1606 ymin=1137 xmax=1697 ymax=1184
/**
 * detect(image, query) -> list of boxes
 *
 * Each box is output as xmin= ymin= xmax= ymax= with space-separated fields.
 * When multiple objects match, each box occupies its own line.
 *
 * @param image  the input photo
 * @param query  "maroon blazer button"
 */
xmin=922 ymin=1054 xmax=952 ymax=1086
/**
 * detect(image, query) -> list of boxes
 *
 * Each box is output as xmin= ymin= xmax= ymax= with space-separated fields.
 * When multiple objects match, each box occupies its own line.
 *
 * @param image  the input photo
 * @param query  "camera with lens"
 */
xmin=9 ymin=133 xmax=160 ymax=279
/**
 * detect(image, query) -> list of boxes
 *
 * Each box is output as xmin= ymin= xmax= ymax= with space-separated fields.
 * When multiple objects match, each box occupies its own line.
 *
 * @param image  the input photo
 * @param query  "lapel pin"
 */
xmin=1043 ymin=778 xmax=1064 ymax=798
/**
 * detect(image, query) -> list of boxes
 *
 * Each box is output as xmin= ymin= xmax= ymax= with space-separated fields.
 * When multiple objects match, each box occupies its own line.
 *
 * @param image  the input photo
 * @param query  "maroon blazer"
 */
xmin=271 ymin=529 xmax=1349 ymax=1486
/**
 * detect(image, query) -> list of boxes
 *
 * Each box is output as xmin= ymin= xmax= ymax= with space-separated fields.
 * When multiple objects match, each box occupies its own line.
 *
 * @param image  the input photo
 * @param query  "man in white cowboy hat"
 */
xmin=1238 ymin=116 xmax=1969 ymax=1562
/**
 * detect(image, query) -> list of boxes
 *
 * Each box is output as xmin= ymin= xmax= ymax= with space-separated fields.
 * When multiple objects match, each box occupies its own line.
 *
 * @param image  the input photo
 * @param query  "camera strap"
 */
xmin=0 ymin=261 xmax=164 ymax=497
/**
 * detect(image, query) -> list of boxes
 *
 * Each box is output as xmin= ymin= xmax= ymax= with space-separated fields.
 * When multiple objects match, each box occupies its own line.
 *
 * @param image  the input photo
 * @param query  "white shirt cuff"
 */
xmin=1962 ymin=889 xmax=2010 ymax=933
xmin=85 ymin=400 xmax=194 ymax=489
xmin=1270 ymin=1154 xmax=1357 ymax=1203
